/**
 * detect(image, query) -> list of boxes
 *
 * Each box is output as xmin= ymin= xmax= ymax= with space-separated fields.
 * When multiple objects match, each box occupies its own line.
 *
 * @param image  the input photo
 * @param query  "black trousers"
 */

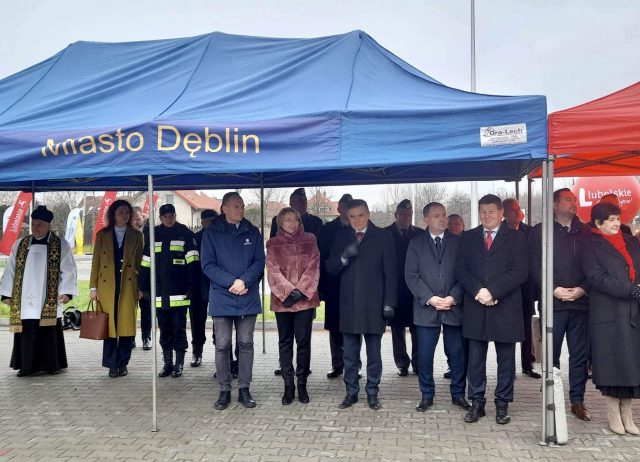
xmin=275 ymin=309 xmax=314 ymax=386
xmin=157 ymin=308 xmax=188 ymax=352
xmin=467 ymin=339 xmax=516 ymax=407
xmin=343 ymin=333 xmax=382 ymax=397
xmin=103 ymin=336 xmax=133 ymax=369
xmin=189 ymin=295 xmax=208 ymax=350
xmin=521 ymin=310 xmax=535 ymax=370
xmin=391 ymin=324 xmax=418 ymax=371
xmin=329 ymin=329 xmax=344 ymax=371
xmin=139 ymin=297 xmax=151 ymax=341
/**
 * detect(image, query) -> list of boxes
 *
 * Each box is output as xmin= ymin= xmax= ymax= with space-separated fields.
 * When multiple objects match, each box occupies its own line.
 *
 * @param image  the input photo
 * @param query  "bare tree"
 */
xmin=382 ymin=183 xmax=448 ymax=226
xmin=444 ymin=190 xmax=472 ymax=228
xmin=245 ymin=188 xmax=288 ymax=231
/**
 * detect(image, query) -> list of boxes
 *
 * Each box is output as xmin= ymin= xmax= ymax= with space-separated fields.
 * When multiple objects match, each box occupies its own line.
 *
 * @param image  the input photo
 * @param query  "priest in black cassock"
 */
xmin=0 ymin=206 xmax=77 ymax=376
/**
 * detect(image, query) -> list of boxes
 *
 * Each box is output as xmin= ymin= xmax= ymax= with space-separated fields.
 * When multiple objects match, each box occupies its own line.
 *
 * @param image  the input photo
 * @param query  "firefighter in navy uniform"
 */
xmin=140 ymin=204 xmax=199 ymax=378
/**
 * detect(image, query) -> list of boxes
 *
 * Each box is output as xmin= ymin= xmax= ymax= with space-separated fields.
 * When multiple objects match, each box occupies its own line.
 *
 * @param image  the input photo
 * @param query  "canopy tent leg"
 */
xmin=515 ymin=179 xmax=520 ymax=202
xmin=527 ymin=178 xmax=533 ymax=224
xmin=147 ymin=175 xmax=159 ymax=432
xmin=260 ymin=181 xmax=266 ymax=354
xmin=540 ymin=158 xmax=556 ymax=445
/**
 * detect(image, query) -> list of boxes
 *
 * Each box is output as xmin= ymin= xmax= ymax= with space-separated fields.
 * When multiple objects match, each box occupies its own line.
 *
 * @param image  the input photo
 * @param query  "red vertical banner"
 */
xmin=0 ymin=192 xmax=33 ymax=255
xmin=142 ymin=194 xmax=158 ymax=218
xmin=92 ymin=191 xmax=117 ymax=245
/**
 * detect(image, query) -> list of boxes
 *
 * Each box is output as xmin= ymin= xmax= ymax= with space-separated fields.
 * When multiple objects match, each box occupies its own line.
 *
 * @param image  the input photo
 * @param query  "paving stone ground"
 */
xmin=0 ymin=323 xmax=638 ymax=461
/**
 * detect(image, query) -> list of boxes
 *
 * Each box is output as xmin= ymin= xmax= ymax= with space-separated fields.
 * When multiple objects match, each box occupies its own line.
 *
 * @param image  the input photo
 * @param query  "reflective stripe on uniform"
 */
xmin=154 ymin=242 xmax=163 ymax=252
xmin=155 ymin=294 xmax=190 ymax=308
xmin=185 ymin=250 xmax=200 ymax=263
xmin=169 ymin=240 xmax=185 ymax=252
xmin=141 ymin=255 xmax=151 ymax=267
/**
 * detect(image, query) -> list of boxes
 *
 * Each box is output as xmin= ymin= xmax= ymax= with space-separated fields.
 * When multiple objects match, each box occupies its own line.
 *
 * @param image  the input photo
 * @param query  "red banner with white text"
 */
xmin=142 ymin=194 xmax=159 ymax=218
xmin=0 ymin=192 xmax=33 ymax=255
xmin=92 ymin=191 xmax=117 ymax=245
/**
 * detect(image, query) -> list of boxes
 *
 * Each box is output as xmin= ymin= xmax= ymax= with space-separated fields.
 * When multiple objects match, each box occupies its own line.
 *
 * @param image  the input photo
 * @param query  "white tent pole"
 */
xmin=540 ymin=161 xmax=548 ymax=444
xmin=544 ymin=158 xmax=556 ymax=443
xmin=260 ymin=180 xmax=266 ymax=354
xmin=147 ymin=175 xmax=159 ymax=432
xmin=469 ymin=0 xmax=479 ymax=227
xmin=527 ymin=178 xmax=533 ymax=224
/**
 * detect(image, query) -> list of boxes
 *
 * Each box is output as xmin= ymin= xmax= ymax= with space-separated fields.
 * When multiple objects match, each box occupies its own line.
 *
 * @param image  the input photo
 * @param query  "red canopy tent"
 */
xmin=531 ymin=81 xmax=640 ymax=177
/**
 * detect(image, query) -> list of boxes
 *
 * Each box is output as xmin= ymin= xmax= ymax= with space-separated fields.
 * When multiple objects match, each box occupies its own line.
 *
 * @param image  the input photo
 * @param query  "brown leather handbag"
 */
xmin=79 ymin=300 xmax=109 ymax=340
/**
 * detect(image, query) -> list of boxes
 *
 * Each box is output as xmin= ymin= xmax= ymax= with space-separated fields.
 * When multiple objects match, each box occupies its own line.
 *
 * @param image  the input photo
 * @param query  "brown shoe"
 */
xmin=571 ymin=402 xmax=592 ymax=421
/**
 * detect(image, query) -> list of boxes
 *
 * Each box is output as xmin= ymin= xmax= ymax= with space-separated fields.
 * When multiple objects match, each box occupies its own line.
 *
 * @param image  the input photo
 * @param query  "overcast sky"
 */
xmin=1 ymin=0 xmax=638 ymax=208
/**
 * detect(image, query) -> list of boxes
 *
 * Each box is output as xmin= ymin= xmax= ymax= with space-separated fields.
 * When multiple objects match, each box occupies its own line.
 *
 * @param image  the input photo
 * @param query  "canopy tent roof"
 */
xmin=0 ymin=31 xmax=547 ymax=191
xmin=531 ymin=81 xmax=640 ymax=178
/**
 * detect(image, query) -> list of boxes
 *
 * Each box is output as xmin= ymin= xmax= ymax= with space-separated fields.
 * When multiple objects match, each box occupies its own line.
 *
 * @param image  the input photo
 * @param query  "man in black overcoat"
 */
xmin=386 ymin=199 xmax=420 ymax=376
xmin=327 ymin=199 xmax=397 ymax=410
xmin=405 ymin=202 xmax=470 ymax=412
xmin=502 ymin=198 xmax=541 ymax=379
xmin=318 ymin=194 xmax=353 ymax=378
xmin=270 ymin=188 xmax=323 ymax=239
xmin=456 ymin=194 xmax=528 ymax=425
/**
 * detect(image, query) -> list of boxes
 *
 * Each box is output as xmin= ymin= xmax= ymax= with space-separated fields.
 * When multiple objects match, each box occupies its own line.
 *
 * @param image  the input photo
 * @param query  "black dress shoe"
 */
xmin=274 ymin=368 xmax=282 ymax=376
xmin=16 ymin=370 xmax=29 ymax=377
xmin=118 ymin=366 xmax=128 ymax=377
xmin=282 ymin=385 xmax=295 ymax=405
xmin=109 ymin=368 xmax=119 ymax=378
xmin=297 ymin=384 xmax=310 ymax=404
xmin=190 ymin=354 xmax=202 ymax=368
xmin=464 ymin=403 xmax=486 ymax=423
xmin=327 ymin=368 xmax=343 ymax=379
xmin=143 ymin=338 xmax=152 ymax=350
xmin=443 ymin=369 xmax=452 ymax=379
xmin=496 ymin=405 xmax=511 ymax=424
xmin=522 ymin=368 xmax=542 ymax=379
xmin=397 ymin=367 xmax=408 ymax=377
xmin=215 ymin=391 xmax=231 ymax=410
xmin=338 ymin=394 xmax=358 ymax=409
xmin=416 ymin=398 xmax=434 ymax=412
xmin=452 ymin=397 xmax=471 ymax=411
xmin=238 ymin=387 xmax=256 ymax=408
xmin=367 ymin=394 xmax=381 ymax=410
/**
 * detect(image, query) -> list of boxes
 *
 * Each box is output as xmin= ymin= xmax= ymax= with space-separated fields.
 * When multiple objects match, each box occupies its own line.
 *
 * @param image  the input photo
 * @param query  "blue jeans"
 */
xmin=553 ymin=310 xmax=588 ymax=404
xmin=417 ymin=324 xmax=465 ymax=399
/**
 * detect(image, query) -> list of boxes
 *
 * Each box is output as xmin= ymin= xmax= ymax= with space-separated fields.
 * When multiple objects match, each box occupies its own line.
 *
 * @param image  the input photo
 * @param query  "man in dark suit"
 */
xmin=327 ymin=199 xmax=397 ymax=410
xmin=406 ymin=202 xmax=470 ymax=412
xmin=456 ymin=194 xmax=528 ymax=424
xmin=502 ymin=198 xmax=541 ymax=379
xmin=270 ymin=188 xmax=323 ymax=239
xmin=386 ymin=199 xmax=420 ymax=376
xmin=318 ymin=194 xmax=353 ymax=378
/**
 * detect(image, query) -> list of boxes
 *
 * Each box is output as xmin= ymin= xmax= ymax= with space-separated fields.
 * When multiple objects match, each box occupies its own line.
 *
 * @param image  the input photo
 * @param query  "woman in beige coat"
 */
xmin=90 ymin=200 xmax=143 ymax=378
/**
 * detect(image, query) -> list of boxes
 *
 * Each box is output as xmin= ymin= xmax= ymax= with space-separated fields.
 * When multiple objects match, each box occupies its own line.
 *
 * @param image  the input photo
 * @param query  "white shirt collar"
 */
xmin=483 ymin=226 xmax=500 ymax=234
xmin=429 ymin=231 xmax=445 ymax=240
xmin=354 ymin=226 xmax=367 ymax=234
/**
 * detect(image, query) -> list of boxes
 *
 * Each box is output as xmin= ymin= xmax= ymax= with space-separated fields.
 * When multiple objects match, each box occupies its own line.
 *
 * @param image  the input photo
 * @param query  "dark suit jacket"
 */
xmin=456 ymin=222 xmax=528 ymax=343
xmin=386 ymin=223 xmax=421 ymax=327
xmin=405 ymin=230 xmax=463 ymax=328
xmin=270 ymin=212 xmax=323 ymax=239
xmin=327 ymin=221 xmax=397 ymax=335
xmin=318 ymin=216 xmax=349 ymax=330
xmin=508 ymin=220 xmax=537 ymax=316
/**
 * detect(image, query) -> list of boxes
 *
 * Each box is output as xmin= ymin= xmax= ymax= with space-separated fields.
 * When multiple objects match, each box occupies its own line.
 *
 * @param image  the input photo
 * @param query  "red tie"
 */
xmin=356 ymin=232 xmax=364 ymax=242
xmin=485 ymin=230 xmax=493 ymax=250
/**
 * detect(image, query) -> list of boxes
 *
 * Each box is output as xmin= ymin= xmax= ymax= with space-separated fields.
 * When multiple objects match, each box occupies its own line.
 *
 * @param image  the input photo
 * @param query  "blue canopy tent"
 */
xmin=0 ymin=30 xmax=546 ymax=190
xmin=0 ymin=30 xmax=557 ymax=440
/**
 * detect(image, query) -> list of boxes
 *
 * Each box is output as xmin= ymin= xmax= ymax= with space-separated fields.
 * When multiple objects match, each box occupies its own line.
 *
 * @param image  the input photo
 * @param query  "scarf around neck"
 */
xmin=592 ymin=227 xmax=636 ymax=281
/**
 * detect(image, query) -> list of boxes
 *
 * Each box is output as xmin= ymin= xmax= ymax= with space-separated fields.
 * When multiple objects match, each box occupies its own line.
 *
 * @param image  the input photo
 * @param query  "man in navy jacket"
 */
xmin=201 ymin=192 xmax=265 ymax=410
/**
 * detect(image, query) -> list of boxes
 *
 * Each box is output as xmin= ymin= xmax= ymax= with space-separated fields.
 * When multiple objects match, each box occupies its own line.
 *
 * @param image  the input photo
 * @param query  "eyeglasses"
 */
xmin=283 ymin=218 xmax=299 ymax=223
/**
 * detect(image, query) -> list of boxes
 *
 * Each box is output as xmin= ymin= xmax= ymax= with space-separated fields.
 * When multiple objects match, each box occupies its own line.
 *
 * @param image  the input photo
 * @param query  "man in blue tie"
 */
xmin=455 ymin=194 xmax=528 ymax=425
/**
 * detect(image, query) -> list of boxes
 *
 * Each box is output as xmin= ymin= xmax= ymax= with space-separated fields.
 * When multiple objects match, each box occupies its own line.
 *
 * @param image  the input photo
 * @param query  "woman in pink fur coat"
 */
xmin=266 ymin=207 xmax=320 ymax=405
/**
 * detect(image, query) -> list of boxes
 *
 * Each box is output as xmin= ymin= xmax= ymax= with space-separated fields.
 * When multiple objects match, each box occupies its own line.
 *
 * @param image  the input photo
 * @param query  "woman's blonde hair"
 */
xmin=276 ymin=207 xmax=303 ymax=231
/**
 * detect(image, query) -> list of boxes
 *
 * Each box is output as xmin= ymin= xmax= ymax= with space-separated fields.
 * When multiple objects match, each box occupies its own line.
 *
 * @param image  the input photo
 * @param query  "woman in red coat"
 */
xmin=266 ymin=207 xmax=320 ymax=405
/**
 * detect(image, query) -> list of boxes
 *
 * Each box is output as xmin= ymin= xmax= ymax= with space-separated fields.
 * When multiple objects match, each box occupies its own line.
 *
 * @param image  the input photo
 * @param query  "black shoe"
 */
xmin=215 ymin=391 xmax=231 ymax=410
xmin=16 ymin=370 xmax=29 ymax=377
xmin=159 ymin=349 xmax=173 ymax=377
xmin=452 ymin=397 xmax=471 ymax=411
xmin=397 ymin=367 xmax=408 ymax=377
xmin=282 ymin=385 xmax=295 ymax=405
xmin=327 ymin=368 xmax=343 ymax=379
xmin=172 ymin=351 xmax=185 ymax=378
xmin=522 ymin=368 xmax=542 ymax=379
xmin=274 ymin=368 xmax=282 ymax=376
xmin=464 ymin=402 xmax=486 ymax=423
xmin=367 ymin=394 xmax=381 ymax=410
xmin=109 ymin=368 xmax=119 ymax=378
xmin=118 ymin=366 xmax=128 ymax=377
xmin=143 ymin=338 xmax=152 ymax=350
xmin=238 ymin=387 xmax=256 ymax=408
xmin=190 ymin=354 xmax=202 ymax=368
xmin=496 ymin=405 xmax=511 ymax=425
xmin=443 ymin=369 xmax=452 ymax=379
xmin=416 ymin=398 xmax=433 ymax=412
xmin=338 ymin=394 xmax=358 ymax=409
xmin=297 ymin=384 xmax=310 ymax=404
